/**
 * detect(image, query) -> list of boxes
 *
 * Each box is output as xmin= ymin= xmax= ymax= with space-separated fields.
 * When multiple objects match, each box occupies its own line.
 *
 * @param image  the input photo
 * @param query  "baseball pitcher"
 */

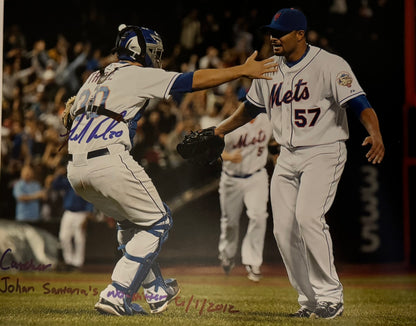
xmin=203 ymin=8 xmax=384 ymax=320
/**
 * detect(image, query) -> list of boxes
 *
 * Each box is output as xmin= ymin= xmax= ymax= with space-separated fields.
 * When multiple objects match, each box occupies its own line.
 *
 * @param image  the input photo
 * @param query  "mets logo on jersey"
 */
xmin=232 ymin=130 xmax=267 ymax=149
xmin=336 ymin=71 xmax=353 ymax=88
xmin=269 ymin=79 xmax=310 ymax=108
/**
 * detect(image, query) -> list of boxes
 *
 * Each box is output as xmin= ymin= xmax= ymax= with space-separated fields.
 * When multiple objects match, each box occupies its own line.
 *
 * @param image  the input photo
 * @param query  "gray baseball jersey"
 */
xmin=67 ymin=62 xmax=181 ymax=225
xmin=246 ymin=45 xmax=365 ymax=148
xmin=68 ymin=62 xmax=180 ymax=154
xmin=222 ymin=113 xmax=272 ymax=177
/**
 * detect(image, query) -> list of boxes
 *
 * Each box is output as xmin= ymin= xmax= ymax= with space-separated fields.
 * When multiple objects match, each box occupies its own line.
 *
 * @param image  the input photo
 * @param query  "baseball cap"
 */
xmin=261 ymin=8 xmax=307 ymax=35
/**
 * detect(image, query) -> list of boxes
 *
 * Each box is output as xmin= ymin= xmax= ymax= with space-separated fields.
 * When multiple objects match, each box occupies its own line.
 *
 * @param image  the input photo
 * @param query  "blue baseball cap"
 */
xmin=261 ymin=8 xmax=307 ymax=34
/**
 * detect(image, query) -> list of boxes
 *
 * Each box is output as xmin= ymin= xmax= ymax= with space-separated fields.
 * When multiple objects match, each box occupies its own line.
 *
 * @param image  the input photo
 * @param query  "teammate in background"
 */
xmin=13 ymin=165 xmax=47 ymax=222
xmin=48 ymin=165 xmax=94 ymax=270
xmin=213 ymin=8 xmax=384 ymax=319
xmin=218 ymin=112 xmax=273 ymax=282
xmin=64 ymin=24 xmax=277 ymax=316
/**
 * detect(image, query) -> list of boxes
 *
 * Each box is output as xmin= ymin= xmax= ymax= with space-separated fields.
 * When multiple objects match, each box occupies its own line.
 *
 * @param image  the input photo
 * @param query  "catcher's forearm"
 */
xmin=215 ymin=102 xmax=252 ymax=136
xmin=191 ymin=52 xmax=277 ymax=90
xmin=192 ymin=67 xmax=246 ymax=90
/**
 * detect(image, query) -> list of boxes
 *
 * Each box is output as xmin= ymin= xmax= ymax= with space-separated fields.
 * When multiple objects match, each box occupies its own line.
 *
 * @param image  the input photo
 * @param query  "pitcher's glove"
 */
xmin=62 ymin=96 xmax=76 ymax=131
xmin=177 ymin=127 xmax=225 ymax=165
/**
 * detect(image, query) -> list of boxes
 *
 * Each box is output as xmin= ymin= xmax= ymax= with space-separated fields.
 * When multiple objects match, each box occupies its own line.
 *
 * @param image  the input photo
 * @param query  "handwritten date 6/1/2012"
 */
xmin=175 ymin=294 xmax=240 ymax=315
xmin=107 ymin=289 xmax=239 ymax=315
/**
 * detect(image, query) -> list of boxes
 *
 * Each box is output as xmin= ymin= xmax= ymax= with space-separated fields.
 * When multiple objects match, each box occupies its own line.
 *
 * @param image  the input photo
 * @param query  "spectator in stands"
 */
xmin=41 ymin=126 xmax=67 ymax=172
xmin=199 ymin=46 xmax=222 ymax=69
xmin=180 ymin=8 xmax=203 ymax=54
xmin=55 ymin=41 xmax=90 ymax=94
xmin=29 ymin=39 xmax=50 ymax=79
xmin=4 ymin=24 xmax=27 ymax=57
xmin=13 ymin=164 xmax=47 ymax=222
xmin=2 ymin=61 xmax=35 ymax=104
xmin=232 ymin=16 xmax=254 ymax=63
xmin=199 ymin=101 xmax=223 ymax=129
xmin=220 ymin=83 xmax=241 ymax=118
xmin=200 ymin=12 xmax=221 ymax=50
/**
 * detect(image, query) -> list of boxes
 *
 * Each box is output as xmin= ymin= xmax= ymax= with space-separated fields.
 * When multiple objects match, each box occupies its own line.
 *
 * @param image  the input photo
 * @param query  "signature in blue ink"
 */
xmin=69 ymin=111 xmax=126 ymax=144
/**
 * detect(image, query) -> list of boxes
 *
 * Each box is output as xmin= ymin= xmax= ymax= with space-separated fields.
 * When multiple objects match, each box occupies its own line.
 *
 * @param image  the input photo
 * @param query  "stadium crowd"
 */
xmin=1 ymin=0 xmax=392 ymax=221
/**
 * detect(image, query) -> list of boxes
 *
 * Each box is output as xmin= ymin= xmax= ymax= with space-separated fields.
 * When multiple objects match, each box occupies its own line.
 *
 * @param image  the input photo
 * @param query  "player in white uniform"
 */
xmin=50 ymin=165 xmax=94 ymax=269
xmin=214 ymin=8 xmax=384 ymax=319
xmin=218 ymin=113 xmax=272 ymax=282
xmin=65 ymin=24 xmax=276 ymax=316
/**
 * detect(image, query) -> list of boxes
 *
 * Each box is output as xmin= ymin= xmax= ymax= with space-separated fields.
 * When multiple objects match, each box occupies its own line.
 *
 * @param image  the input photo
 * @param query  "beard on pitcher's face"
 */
xmin=270 ymin=30 xmax=305 ymax=57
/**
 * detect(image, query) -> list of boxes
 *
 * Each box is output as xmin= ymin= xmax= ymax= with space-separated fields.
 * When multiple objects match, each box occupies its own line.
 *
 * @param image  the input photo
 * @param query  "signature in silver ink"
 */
xmin=69 ymin=112 xmax=126 ymax=144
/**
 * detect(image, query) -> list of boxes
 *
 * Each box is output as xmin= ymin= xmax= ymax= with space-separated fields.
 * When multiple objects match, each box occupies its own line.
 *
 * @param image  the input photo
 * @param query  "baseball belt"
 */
xmin=224 ymin=168 xmax=261 ymax=179
xmin=67 ymin=148 xmax=109 ymax=161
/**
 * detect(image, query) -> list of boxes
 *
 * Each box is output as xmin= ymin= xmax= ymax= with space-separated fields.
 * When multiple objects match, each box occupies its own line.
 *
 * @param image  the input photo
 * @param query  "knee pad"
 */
xmin=117 ymin=202 xmax=172 ymax=251
xmin=146 ymin=202 xmax=172 ymax=245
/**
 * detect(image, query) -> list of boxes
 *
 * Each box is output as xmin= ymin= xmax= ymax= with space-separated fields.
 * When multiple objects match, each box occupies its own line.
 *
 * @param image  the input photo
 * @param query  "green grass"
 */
xmin=0 ymin=270 xmax=415 ymax=326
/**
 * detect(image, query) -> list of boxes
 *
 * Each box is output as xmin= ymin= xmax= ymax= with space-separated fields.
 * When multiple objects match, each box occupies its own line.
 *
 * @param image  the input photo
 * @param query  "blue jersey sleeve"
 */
xmin=244 ymin=100 xmax=266 ymax=119
xmin=346 ymin=94 xmax=372 ymax=118
xmin=170 ymin=72 xmax=194 ymax=93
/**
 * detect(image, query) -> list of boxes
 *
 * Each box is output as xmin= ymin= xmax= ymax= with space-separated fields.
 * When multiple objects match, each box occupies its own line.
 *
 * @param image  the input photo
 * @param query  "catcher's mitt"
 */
xmin=177 ymin=127 xmax=225 ymax=165
xmin=62 ymin=96 xmax=76 ymax=131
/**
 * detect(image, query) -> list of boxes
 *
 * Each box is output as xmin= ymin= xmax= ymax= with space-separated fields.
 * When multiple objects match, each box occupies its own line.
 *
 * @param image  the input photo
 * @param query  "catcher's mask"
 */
xmin=112 ymin=24 xmax=164 ymax=68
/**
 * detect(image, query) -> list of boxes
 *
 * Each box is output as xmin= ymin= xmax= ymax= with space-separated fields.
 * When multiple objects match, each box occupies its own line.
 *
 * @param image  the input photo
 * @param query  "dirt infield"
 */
xmin=80 ymin=262 xmax=416 ymax=278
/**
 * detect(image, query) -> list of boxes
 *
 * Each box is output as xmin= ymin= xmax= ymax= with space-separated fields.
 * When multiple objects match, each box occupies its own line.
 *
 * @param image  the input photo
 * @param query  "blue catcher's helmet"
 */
xmin=113 ymin=24 xmax=164 ymax=68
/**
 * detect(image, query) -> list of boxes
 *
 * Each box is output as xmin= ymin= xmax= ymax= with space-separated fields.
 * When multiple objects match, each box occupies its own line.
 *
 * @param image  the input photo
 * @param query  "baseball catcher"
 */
xmin=64 ymin=21 xmax=276 ymax=316
xmin=176 ymin=127 xmax=225 ymax=165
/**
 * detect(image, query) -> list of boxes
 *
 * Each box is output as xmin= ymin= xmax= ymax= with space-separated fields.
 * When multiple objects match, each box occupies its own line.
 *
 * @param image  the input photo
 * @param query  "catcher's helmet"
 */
xmin=112 ymin=24 xmax=164 ymax=68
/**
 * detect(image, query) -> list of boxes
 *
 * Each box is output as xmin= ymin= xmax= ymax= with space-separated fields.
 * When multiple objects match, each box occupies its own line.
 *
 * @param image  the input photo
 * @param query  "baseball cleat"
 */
xmin=310 ymin=301 xmax=344 ymax=319
xmin=220 ymin=257 xmax=235 ymax=275
xmin=148 ymin=278 xmax=180 ymax=314
xmin=94 ymin=297 xmax=147 ymax=316
xmin=289 ymin=307 xmax=313 ymax=318
xmin=245 ymin=265 xmax=262 ymax=282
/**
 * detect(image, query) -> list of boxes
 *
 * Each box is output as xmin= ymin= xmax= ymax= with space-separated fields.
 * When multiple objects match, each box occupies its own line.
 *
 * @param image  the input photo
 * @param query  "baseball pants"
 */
xmin=68 ymin=145 xmax=166 ymax=225
xmin=59 ymin=210 xmax=88 ymax=267
xmin=218 ymin=168 xmax=269 ymax=267
xmin=68 ymin=145 xmax=169 ymax=298
xmin=271 ymin=141 xmax=346 ymax=309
